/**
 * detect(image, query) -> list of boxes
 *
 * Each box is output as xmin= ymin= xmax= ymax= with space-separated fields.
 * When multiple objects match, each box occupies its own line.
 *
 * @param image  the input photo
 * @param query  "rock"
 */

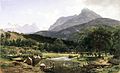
xmin=12 ymin=61 xmax=22 ymax=66
xmin=12 ymin=57 xmax=23 ymax=62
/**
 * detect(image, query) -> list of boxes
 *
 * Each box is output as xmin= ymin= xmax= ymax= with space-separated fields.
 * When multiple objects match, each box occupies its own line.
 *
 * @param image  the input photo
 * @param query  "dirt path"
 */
xmin=0 ymin=68 xmax=3 ymax=73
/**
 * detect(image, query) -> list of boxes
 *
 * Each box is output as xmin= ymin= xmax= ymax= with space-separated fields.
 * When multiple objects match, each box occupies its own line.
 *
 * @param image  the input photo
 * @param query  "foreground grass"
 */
xmin=0 ymin=57 xmax=11 ymax=63
xmin=1 ymin=53 xmax=119 ymax=73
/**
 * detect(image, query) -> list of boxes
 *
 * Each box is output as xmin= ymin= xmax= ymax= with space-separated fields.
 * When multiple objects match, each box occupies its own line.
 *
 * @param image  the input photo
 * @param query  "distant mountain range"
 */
xmin=3 ymin=24 xmax=40 ymax=34
xmin=2 ymin=8 xmax=120 ymax=39
xmin=35 ymin=8 xmax=120 ymax=40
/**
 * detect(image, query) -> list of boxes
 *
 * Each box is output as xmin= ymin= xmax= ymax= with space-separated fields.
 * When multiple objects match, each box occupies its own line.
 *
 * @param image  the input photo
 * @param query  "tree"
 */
xmin=77 ymin=26 xmax=112 ymax=57
xmin=38 ymin=43 xmax=44 ymax=51
xmin=16 ymin=38 xmax=22 ymax=47
xmin=0 ymin=33 xmax=4 ymax=45
xmin=52 ymin=39 xmax=67 ymax=52
xmin=110 ymin=27 xmax=120 ymax=58
xmin=5 ymin=32 xmax=11 ymax=39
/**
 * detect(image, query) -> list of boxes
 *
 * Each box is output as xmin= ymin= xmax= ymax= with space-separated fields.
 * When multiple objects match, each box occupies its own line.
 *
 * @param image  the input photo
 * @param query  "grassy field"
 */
xmin=1 ymin=52 xmax=120 ymax=73
xmin=43 ymin=52 xmax=79 ymax=58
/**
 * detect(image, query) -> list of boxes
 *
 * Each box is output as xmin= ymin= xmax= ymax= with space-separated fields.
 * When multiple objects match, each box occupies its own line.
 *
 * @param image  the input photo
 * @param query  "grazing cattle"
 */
xmin=32 ymin=55 xmax=41 ymax=66
xmin=24 ymin=57 xmax=33 ymax=65
xmin=24 ymin=55 xmax=41 ymax=66
xmin=40 ymin=63 xmax=46 ymax=71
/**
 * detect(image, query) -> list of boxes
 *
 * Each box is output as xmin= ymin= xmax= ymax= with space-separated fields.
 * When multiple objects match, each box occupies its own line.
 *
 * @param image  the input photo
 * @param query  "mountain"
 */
xmin=3 ymin=24 xmax=40 ymax=34
xmin=54 ymin=18 xmax=120 ymax=39
xmin=49 ymin=15 xmax=77 ymax=31
xmin=49 ymin=8 xmax=102 ymax=31
xmin=18 ymin=24 xmax=40 ymax=34
xmin=35 ymin=18 xmax=120 ymax=40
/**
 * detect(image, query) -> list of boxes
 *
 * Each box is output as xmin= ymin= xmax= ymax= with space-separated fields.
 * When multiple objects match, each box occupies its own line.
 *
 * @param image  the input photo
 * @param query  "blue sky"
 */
xmin=0 ymin=0 xmax=120 ymax=31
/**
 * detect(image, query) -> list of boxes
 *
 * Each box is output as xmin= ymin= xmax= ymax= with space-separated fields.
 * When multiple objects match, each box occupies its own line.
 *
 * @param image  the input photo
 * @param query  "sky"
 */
xmin=0 ymin=0 xmax=120 ymax=31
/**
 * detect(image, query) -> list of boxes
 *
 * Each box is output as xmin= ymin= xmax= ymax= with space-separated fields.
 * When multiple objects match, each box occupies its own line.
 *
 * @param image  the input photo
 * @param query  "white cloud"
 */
xmin=83 ymin=0 xmax=120 ymax=20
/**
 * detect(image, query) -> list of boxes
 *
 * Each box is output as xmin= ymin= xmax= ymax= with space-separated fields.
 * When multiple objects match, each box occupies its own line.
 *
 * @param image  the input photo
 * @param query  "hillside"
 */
xmin=0 ymin=29 xmax=25 ymax=40
xmin=35 ymin=18 xmax=120 ymax=40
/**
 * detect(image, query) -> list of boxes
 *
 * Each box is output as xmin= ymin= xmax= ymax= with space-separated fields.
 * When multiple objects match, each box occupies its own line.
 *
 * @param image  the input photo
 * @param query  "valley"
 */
xmin=0 ymin=8 xmax=120 ymax=73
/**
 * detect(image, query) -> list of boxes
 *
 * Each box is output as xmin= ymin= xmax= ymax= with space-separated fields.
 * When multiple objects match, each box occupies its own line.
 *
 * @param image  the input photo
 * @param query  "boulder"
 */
xmin=12 ymin=57 xmax=23 ymax=62
xmin=12 ymin=61 xmax=22 ymax=66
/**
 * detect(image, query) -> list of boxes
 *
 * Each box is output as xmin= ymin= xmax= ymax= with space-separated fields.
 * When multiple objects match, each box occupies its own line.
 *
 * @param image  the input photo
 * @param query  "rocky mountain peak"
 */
xmin=49 ymin=8 xmax=102 ymax=31
xmin=81 ymin=8 xmax=92 ymax=14
xmin=79 ymin=8 xmax=102 ymax=18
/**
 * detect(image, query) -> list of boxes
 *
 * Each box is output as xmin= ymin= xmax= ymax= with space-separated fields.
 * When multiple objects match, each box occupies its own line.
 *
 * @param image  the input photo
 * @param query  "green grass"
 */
xmin=0 ymin=57 xmax=11 ymax=62
xmin=43 ymin=53 xmax=79 ymax=58
xmin=96 ymin=65 xmax=120 ymax=73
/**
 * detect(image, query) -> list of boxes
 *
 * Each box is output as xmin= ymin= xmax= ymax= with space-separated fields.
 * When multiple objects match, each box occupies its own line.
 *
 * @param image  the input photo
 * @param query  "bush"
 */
xmin=0 ymin=63 xmax=11 ymax=68
xmin=68 ymin=55 xmax=74 ymax=58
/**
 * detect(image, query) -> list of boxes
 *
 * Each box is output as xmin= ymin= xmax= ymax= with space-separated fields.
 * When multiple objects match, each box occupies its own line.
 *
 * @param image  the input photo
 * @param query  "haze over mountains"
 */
xmin=3 ymin=24 xmax=40 ymax=34
xmin=36 ymin=8 xmax=120 ymax=40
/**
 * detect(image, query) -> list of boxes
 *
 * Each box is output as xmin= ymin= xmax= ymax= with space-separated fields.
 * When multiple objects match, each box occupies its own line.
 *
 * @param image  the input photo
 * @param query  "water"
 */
xmin=49 ymin=57 xmax=72 ymax=61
